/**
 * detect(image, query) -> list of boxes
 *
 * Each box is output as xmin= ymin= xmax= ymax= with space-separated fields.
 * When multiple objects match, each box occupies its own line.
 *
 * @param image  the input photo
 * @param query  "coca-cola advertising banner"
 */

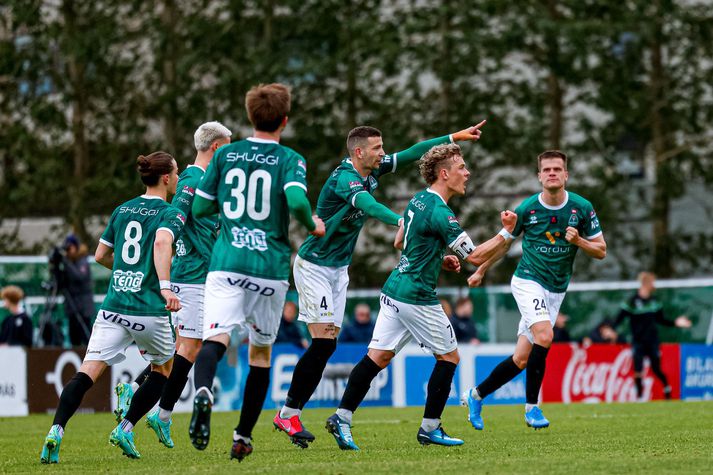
xmin=542 ymin=343 xmax=680 ymax=403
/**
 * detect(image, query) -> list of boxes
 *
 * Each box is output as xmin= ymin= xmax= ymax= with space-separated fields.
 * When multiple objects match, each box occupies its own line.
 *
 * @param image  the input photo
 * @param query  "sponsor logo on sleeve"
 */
xmin=177 ymin=213 xmax=186 ymax=224
xmin=349 ymin=180 xmax=364 ymax=189
xmin=182 ymin=185 xmax=195 ymax=196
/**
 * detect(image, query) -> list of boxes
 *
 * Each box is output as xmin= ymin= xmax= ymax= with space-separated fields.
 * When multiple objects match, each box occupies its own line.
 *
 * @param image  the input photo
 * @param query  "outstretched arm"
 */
xmin=467 ymin=242 xmax=511 ymax=287
xmin=389 ymin=120 xmax=487 ymax=170
xmin=353 ymin=192 xmax=402 ymax=226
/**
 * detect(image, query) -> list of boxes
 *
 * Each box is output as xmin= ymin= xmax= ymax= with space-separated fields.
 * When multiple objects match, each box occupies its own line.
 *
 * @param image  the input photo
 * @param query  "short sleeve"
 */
xmin=432 ymin=206 xmax=474 ymax=259
xmin=335 ymin=169 xmax=368 ymax=207
xmin=512 ymin=201 xmax=527 ymax=237
xmin=99 ymin=208 xmax=119 ymax=248
xmin=171 ymin=171 xmax=200 ymax=216
xmin=283 ymin=154 xmax=308 ymax=193
xmin=196 ymin=153 xmax=221 ymax=201
xmin=157 ymin=207 xmax=187 ymax=242
xmin=581 ymin=202 xmax=603 ymax=239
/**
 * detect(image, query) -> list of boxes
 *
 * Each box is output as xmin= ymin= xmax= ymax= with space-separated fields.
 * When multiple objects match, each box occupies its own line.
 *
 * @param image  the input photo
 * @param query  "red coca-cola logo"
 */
xmin=561 ymin=346 xmax=652 ymax=403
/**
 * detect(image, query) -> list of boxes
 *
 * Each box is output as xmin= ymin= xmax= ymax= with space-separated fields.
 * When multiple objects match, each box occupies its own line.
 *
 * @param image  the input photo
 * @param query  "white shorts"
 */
xmin=294 ymin=255 xmax=349 ymax=328
xmin=368 ymin=294 xmax=457 ymax=356
xmin=172 ymin=283 xmax=204 ymax=340
xmin=84 ymin=310 xmax=174 ymax=365
xmin=202 ymin=271 xmax=288 ymax=346
xmin=511 ymin=275 xmax=566 ymax=343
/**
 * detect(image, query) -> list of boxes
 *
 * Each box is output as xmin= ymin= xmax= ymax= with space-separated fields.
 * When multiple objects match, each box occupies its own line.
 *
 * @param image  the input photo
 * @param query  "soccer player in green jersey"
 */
xmin=187 ymin=83 xmax=325 ymax=461
xmin=462 ymin=150 xmax=607 ymax=430
xmin=325 ymin=143 xmax=516 ymax=450
xmin=40 ymin=152 xmax=185 ymax=463
xmin=117 ymin=122 xmax=232 ymax=449
xmin=274 ymin=123 xmax=487 ymax=447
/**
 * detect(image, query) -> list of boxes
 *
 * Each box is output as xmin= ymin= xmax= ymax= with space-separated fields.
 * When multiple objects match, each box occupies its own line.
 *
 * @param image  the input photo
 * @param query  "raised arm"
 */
xmin=464 ymin=210 xmax=516 ymax=267
xmin=387 ymin=121 xmax=487 ymax=170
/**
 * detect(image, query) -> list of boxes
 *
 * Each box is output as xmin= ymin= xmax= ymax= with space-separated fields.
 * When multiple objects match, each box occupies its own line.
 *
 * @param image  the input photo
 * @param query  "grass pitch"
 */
xmin=2 ymin=402 xmax=712 ymax=474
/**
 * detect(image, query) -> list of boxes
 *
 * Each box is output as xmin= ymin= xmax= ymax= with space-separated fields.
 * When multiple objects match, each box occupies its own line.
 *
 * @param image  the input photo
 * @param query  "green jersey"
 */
xmin=512 ymin=191 xmax=602 ymax=293
xmin=196 ymin=137 xmax=308 ymax=280
xmin=99 ymin=195 xmax=186 ymax=316
xmin=382 ymin=188 xmax=473 ymax=305
xmin=299 ymin=135 xmax=452 ymax=267
xmin=170 ymin=165 xmax=218 ymax=284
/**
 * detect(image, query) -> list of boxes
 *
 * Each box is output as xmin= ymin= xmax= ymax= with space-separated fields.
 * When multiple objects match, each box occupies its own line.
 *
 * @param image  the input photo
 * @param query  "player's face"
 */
xmin=445 ymin=155 xmax=470 ymax=196
xmin=538 ymin=158 xmax=568 ymax=191
xmin=166 ymin=159 xmax=179 ymax=195
xmin=358 ymin=136 xmax=385 ymax=171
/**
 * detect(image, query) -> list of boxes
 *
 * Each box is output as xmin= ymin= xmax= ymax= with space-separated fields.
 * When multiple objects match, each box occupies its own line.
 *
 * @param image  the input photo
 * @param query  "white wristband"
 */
xmin=159 ymin=280 xmax=172 ymax=290
xmin=498 ymin=228 xmax=515 ymax=241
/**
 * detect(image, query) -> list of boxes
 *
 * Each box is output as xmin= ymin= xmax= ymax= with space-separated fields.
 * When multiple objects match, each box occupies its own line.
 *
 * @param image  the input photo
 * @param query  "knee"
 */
xmin=436 ymin=350 xmax=460 ymax=365
xmin=367 ymin=349 xmax=394 ymax=369
xmin=512 ymin=354 xmax=528 ymax=369
xmin=151 ymin=360 xmax=173 ymax=377
xmin=532 ymin=328 xmax=553 ymax=347
xmin=177 ymin=339 xmax=202 ymax=362
xmin=249 ymin=345 xmax=272 ymax=367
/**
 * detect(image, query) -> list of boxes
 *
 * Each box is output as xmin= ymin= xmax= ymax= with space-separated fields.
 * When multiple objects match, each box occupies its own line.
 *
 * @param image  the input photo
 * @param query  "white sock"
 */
xmin=280 ymin=405 xmax=300 ymax=419
xmin=120 ymin=420 xmax=134 ymax=433
xmin=420 ymin=418 xmax=440 ymax=432
xmin=471 ymin=387 xmax=483 ymax=400
xmin=158 ymin=407 xmax=172 ymax=422
xmin=130 ymin=382 xmax=140 ymax=392
xmin=196 ymin=386 xmax=214 ymax=404
xmin=525 ymin=403 xmax=538 ymax=412
xmin=336 ymin=408 xmax=353 ymax=424
xmin=233 ymin=430 xmax=251 ymax=444
xmin=51 ymin=424 xmax=64 ymax=438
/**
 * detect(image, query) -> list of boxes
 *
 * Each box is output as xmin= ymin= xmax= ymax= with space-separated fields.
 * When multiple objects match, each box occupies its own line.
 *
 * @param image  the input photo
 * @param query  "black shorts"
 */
xmin=632 ymin=341 xmax=660 ymax=373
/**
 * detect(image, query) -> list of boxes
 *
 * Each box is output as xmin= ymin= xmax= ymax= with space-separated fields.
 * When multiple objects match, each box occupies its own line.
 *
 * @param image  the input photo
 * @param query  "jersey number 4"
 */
xmin=224 ymin=169 xmax=272 ymax=221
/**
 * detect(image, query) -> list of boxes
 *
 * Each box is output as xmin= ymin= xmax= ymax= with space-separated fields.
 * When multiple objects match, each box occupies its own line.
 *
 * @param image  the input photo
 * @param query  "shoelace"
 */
xmin=339 ymin=422 xmax=354 ymax=442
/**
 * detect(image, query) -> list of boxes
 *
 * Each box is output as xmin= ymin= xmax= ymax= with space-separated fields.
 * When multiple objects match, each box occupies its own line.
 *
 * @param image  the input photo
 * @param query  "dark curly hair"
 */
xmin=136 ymin=151 xmax=175 ymax=186
xmin=419 ymin=143 xmax=462 ymax=185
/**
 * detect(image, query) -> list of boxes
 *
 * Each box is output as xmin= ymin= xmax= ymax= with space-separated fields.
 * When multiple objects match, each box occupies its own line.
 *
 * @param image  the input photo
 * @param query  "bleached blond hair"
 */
xmin=194 ymin=121 xmax=232 ymax=152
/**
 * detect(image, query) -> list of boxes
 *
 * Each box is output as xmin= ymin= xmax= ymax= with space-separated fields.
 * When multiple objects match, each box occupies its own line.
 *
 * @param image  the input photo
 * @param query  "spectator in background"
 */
xmin=275 ymin=301 xmax=308 ymax=349
xmin=614 ymin=271 xmax=692 ymax=400
xmin=49 ymin=234 xmax=95 ymax=346
xmin=552 ymin=312 xmax=571 ymax=343
xmin=451 ymin=296 xmax=479 ymax=344
xmin=0 ymin=285 xmax=33 ymax=347
xmin=339 ymin=303 xmax=375 ymax=344
xmin=582 ymin=319 xmax=623 ymax=346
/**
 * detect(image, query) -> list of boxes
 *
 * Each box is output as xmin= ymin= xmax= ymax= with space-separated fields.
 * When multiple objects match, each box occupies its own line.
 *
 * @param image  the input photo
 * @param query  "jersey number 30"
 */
xmin=224 ymin=169 xmax=272 ymax=221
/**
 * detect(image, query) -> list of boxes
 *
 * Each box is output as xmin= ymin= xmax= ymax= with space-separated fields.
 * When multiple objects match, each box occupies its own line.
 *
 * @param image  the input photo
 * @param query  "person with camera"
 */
xmin=49 ymin=235 xmax=95 ymax=346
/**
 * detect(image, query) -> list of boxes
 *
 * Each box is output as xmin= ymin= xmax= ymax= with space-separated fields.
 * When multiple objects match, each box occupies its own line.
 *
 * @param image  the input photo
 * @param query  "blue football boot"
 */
xmin=114 ymin=382 xmax=134 ymax=423
xmin=461 ymin=388 xmax=484 ymax=430
xmin=40 ymin=425 xmax=62 ymax=464
xmin=146 ymin=409 xmax=174 ymax=448
xmin=524 ymin=406 xmax=550 ymax=429
xmin=417 ymin=425 xmax=464 ymax=446
xmin=325 ymin=414 xmax=360 ymax=450
xmin=109 ymin=426 xmax=141 ymax=459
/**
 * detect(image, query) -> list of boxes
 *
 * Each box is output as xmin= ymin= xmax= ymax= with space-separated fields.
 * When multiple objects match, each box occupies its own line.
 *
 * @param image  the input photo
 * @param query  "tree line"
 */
xmin=1 ymin=0 xmax=711 ymax=286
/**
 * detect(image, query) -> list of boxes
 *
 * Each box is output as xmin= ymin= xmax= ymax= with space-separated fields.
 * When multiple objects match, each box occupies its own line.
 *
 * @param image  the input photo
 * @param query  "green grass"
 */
xmin=2 ymin=402 xmax=712 ymax=474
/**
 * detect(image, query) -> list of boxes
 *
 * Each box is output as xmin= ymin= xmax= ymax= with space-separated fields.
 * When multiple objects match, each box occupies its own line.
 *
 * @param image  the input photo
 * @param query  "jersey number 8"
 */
xmin=224 ymin=169 xmax=272 ymax=221
xmin=122 ymin=220 xmax=142 ymax=265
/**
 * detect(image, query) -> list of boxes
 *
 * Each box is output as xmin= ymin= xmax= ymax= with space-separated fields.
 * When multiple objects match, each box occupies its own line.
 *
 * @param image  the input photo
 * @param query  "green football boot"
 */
xmin=114 ymin=382 xmax=134 ymax=423
xmin=40 ymin=425 xmax=62 ymax=464
xmin=146 ymin=409 xmax=174 ymax=448
xmin=109 ymin=425 xmax=141 ymax=459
